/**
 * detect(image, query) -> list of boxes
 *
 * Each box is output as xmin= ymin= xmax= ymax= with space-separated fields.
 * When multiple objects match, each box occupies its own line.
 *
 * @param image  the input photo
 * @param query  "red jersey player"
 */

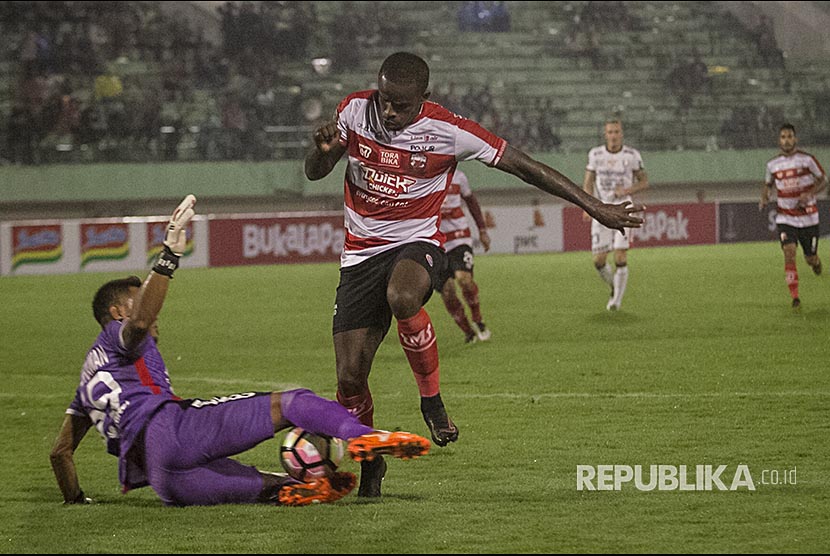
xmin=305 ymin=52 xmax=643 ymax=497
xmin=760 ymin=123 xmax=827 ymax=309
xmin=437 ymin=169 xmax=493 ymax=343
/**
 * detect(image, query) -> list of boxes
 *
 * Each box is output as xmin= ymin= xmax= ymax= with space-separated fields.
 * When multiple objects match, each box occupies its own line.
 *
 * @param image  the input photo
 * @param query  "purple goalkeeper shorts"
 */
xmin=142 ymin=392 xmax=274 ymax=506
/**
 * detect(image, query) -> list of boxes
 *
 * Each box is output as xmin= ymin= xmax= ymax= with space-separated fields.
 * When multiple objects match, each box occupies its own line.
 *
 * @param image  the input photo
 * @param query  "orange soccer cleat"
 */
xmin=347 ymin=431 xmax=431 ymax=462
xmin=277 ymin=472 xmax=356 ymax=506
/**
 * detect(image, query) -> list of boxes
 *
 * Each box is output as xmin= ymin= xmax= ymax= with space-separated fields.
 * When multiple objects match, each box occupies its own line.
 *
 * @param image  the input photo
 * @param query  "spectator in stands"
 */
xmin=6 ymin=105 xmax=38 ymax=165
xmin=490 ymin=2 xmax=511 ymax=32
xmin=458 ymin=1 xmax=478 ymax=31
xmin=667 ymin=52 xmax=710 ymax=115
xmin=755 ymin=15 xmax=784 ymax=68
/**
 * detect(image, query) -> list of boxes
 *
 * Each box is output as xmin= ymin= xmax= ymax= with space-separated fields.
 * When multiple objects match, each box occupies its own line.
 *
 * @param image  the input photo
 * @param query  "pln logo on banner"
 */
xmin=146 ymin=221 xmax=193 ymax=264
xmin=12 ymin=225 xmax=63 ymax=269
xmin=80 ymin=223 xmax=130 ymax=267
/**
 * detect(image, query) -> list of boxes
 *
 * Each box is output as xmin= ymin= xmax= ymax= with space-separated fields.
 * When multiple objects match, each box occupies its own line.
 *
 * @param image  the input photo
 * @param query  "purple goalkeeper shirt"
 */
xmin=67 ymin=319 xmax=179 ymax=490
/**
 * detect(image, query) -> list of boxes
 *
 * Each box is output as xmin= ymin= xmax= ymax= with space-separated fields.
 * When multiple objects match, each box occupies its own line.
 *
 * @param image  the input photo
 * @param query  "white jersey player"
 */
xmin=583 ymin=119 xmax=648 ymax=310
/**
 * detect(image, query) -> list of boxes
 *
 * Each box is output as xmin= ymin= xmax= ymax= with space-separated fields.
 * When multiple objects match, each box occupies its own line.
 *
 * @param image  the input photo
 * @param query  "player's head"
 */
xmin=604 ymin=119 xmax=623 ymax=152
xmin=778 ymin=123 xmax=797 ymax=154
xmin=92 ymin=276 xmax=142 ymax=328
xmin=377 ymin=52 xmax=430 ymax=131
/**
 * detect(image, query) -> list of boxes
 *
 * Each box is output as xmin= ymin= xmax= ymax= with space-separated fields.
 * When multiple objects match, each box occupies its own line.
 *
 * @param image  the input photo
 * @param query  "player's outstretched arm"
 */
xmin=123 ymin=195 xmax=196 ymax=352
xmin=759 ymin=182 xmax=772 ymax=210
xmin=496 ymin=145 xmax=644 ymax=232
xmin=582 ymin=169 xmax=596 ymax=222
xmin=462 ymin=192 xmax=491 ymax=252
xmin=305 ymin=119 xmax=347 ymax=181
xmin=620 ymin=168 xmax=649 ymax=197
xmin=50 ymin=414 xmax=93 ymax=504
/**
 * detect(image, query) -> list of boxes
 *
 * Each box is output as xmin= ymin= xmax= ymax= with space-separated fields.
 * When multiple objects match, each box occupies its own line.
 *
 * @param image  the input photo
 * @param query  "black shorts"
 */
xmin=333 ymin=242 xmax=448 ymax=335
xmin=435 ymin=244 xmax=475 ymax=291
xmin=777 ymin=224 xmax=819 ymax=256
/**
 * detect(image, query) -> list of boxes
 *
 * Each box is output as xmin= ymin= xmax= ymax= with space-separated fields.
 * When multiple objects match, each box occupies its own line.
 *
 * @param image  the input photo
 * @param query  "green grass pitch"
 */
xmin=1 ymin=242 xmax=828 ymax=553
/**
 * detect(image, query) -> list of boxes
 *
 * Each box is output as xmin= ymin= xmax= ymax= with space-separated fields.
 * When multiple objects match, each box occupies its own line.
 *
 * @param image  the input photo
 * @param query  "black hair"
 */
xmin=92 ymin=276 xmax=142 ymax=328
xmin=780 ymin=123 xmax=796 ymax=134
xmin=378 ymin=52 xmax=430 ymax=93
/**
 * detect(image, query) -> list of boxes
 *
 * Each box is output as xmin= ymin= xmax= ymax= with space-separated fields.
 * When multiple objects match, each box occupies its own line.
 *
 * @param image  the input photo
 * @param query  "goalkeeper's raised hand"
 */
xmin=164 ymin=194 xmax=196 ymax=255
xmin=153 ymin=194 xmax=196 ymax=278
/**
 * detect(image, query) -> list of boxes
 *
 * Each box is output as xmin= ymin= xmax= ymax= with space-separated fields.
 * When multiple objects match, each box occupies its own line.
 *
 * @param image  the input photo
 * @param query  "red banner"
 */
xmin=563 ymin=203 xmax=718 ymax=251
xmin=209 ymin=214 xmax=345 ymax=266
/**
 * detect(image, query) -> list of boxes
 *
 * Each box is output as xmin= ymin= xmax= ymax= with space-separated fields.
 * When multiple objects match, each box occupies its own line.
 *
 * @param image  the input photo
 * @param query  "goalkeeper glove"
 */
xmin=153 ymin=194 xmax=196 ymax=278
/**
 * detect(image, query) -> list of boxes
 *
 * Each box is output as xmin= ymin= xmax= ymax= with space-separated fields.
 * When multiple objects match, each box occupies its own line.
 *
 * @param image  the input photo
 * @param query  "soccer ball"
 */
xmin=280 ymin=427 xmax=346 ymax=481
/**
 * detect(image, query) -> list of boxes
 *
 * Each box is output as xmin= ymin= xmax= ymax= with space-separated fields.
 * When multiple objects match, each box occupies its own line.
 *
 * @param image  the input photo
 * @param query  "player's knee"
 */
xmin=150 ymin=470 xmax=187 ymax=506
xmin=455 ymin=273 xmax=474 ymax=289
xmin=337 ymin=376 xmax=367 ymax=398
xmin=387 ymin=286 xmax=422 ymax=317
xmin=335 ymin=366 xmax=367 ymax=396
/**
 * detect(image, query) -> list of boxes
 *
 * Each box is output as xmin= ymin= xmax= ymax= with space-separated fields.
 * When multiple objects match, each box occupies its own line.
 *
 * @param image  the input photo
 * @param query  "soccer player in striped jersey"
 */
xmin=437 ymin=169 xmax=492 ymax=343
xmin=760 ymin=123 xmax=827 ymax=309
xmin=582 ymin=119 xmax=649 ymax=311
xmin=305 ymin=52 xmax=643 ymax=497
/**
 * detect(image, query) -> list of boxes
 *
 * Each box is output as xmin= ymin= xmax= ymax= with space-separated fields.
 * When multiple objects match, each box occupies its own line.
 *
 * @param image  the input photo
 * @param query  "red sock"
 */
xmin=462 ymin=282 xmax=482 ymax=323
xmin=336 ymin=389 xmax=374 ymax=428
xmin=442 ymin=290 xmax=474 ymax=335
xmin=397 ymin=308 xmax=440 ymax=397
xmin=785 ymin=262 xmax=799 ymax=299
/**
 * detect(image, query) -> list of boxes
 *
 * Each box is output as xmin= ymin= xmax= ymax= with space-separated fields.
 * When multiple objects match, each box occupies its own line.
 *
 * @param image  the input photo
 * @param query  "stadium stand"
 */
xmin=1 ymin=1 xmax=828 ymax=167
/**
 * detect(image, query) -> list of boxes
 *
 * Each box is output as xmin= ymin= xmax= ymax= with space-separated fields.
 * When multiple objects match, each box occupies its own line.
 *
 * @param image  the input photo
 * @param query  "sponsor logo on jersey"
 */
xmin=410 ymin=153 xmax=427 ymax=170
xmin=407 ymin=133 xmax=436 ymax=142
xmin=359 ymin=144 xmax=372 ymax=159
xmin=360 ymin=165 xmax=416 ymax=196
xmin=190 ymin=392 xmax=258 ymax=408
xmin=379 ymin=149 xmax=401 ymax=167
xmin=410 ymin=144 xmax=436 ymax=152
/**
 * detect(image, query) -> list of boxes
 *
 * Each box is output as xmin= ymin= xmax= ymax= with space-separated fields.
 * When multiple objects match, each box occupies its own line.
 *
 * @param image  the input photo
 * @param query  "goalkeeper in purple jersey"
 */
xmin=50 ymin=195 xmax=430 ymax=507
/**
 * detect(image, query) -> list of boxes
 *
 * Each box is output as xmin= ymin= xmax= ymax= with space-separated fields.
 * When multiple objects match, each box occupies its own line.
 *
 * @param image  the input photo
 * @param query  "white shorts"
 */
xmin=591 ymin=220 xmax=630 ymax=255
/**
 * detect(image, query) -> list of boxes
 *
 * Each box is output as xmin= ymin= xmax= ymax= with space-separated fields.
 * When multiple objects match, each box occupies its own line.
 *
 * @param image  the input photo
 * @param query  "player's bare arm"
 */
xmin=462 ymin=193 xmax=491 ymax=252
xmin=623 ymin=169 xmax=649 ymax=196
xmin=305 ymin=120 xmax=347 ymax=181
xmin=582 ymin=169 xmax=596 ymax=221
xmin=50 ymin=414 xmax=92 ymax=504
xmin=759 ymin=181 xmax=773 ymax=210
xmin=796 ymin=174 xmax=827 ymax=208
xmin=122 ymin=272 xmax=170 ymax=352
xmin=810 ymin=174 xmax=828 ymax=196
xmin=497 ymin=145 xmax=643 ymax=232
xmin=122 ymin=195 xmax=196 ymax=352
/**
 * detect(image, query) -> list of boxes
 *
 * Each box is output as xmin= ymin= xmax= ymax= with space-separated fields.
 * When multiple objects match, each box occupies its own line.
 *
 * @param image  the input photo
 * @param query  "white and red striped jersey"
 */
xmin=586 ymin=145 xmax=644 ymax=205
xmin=335 ymin=90 xmax=506 ymax=267
xmin=440 ymin=170 xmax=474 ymax=252
xmin=765 ymin=151 xmax=825 ymax=227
